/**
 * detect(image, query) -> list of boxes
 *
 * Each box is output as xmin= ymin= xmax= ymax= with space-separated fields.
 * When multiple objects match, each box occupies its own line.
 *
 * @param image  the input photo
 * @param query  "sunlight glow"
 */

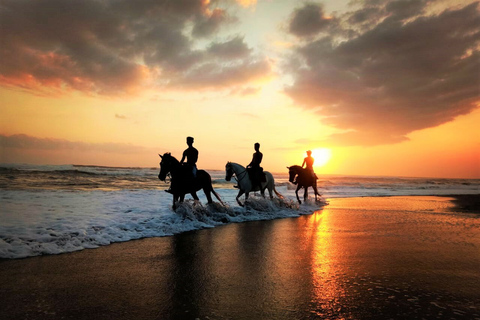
xmin=311 ymin=148 xmax=332 ymax=168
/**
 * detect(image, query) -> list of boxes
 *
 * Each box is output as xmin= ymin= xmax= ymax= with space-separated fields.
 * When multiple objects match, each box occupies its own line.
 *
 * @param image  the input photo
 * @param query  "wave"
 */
xmin=0 ymin=190 xmax=325 ymax=259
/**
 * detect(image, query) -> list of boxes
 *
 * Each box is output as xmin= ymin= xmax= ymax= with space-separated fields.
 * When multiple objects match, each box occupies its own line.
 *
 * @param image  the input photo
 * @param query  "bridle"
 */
xmin=228 ymin=164 xmax=248 ymax=184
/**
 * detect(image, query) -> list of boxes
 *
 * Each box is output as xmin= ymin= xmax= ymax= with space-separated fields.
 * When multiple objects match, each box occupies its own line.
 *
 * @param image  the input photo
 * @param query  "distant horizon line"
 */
xmin=1 ymin=162 xmax=478 ymax=180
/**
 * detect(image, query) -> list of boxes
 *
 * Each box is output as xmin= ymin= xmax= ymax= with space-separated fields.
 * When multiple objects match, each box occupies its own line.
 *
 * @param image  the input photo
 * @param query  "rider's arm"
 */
xmin=302 ymin=158 xmax=306 ymax=168
xmin=180 ymin=151 xmax=186 ymax=164
xmin=247 ymin=154 xmax=254 ymax=168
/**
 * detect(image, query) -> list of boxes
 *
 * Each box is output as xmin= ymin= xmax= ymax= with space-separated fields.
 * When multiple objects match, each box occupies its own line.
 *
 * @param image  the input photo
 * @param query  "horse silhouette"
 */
xmin=225 ymin=162 xmax=283 ymax=206
xmin=158 ymin=153 xmax=223 ymax=209
xmin=287 ymin=165 xmax=321 ymax=204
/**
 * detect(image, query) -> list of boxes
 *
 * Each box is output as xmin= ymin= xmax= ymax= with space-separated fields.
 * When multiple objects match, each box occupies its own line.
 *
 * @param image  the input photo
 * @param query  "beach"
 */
xmin=1 ymin=195 xmax=479 ymax=320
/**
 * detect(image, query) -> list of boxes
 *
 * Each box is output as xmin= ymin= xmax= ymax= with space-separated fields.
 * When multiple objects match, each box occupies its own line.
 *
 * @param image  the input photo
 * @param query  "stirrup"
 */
xmin=233 ymin=185 xmax=239 ymax=189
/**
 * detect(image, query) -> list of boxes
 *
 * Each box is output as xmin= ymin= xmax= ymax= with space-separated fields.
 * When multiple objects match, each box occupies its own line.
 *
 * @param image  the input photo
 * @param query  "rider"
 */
xmin=302 ymin=150 xmax=316 ymax=180
xmin=180 ymin=136 xmax=198 ymax=178
xmin=246 ymin=142 xmax=263 ymax=190
xmin=294 ymin=150 xmax=315 ymax=184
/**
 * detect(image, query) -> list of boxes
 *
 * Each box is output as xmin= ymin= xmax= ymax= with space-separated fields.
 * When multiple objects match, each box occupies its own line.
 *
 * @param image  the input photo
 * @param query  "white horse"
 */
xmin=225 ymin=162 xmax=283 ymax=206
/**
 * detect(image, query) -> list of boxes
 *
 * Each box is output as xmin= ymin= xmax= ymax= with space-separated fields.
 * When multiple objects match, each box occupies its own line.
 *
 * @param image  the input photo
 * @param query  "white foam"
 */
xmin=0 ymin=188 xmax=326 ymax=259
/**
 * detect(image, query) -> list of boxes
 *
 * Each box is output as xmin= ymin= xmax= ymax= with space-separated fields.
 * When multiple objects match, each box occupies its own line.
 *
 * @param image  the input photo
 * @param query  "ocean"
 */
xmin=1 ymin=164 xmax=478 ymax=259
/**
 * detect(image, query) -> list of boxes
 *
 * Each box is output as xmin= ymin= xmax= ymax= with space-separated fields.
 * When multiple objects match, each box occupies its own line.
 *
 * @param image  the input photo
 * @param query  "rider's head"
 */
xmin=306 ymin=150 xmax=312 ymax=156
xmin=186 ymin=136 xmax=194 ymax=146
xmin=254 ymin=142 xmax=260 ymax=151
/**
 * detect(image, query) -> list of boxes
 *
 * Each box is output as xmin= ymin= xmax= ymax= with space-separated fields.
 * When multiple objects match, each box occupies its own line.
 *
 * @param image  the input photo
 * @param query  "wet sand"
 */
xmin=1 ymin=195 xmax=479 ymax=320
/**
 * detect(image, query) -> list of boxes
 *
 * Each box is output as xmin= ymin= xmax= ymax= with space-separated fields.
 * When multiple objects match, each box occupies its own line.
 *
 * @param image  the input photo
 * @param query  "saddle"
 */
xmin=248 ymin=167 xmax=266 ymax=183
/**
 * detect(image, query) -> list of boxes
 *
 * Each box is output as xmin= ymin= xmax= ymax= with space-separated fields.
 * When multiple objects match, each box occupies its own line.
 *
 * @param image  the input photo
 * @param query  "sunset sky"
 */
xmin=0 ymin=0 xmax=479 ymax=178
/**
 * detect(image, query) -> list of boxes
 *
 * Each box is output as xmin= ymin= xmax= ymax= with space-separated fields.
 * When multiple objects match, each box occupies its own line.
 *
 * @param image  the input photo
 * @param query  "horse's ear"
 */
xmin=159 ymin=154 xmax=163 ymax=158
xmin=287 ymin=166 xmax=290 ymax=169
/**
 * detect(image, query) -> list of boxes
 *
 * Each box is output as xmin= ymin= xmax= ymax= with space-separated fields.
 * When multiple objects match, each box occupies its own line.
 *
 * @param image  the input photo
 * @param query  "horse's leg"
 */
xmin=313 ymin=182 xmax=320 ymax=201
xmin=203 ymin=188 xmax=213 ymax=204
xmin=295 ymin=185 xmax=302 ymax=204
xmin=179 ymin=194 xmax=185 ymax=202
xmin=191 ymin=192 xmax=199 ymax=201
xmin=267 ymin=186 xmax=273 ymax=199
xmin=236 ymin=190 xmax=245 ymax=207
xmin=304 ymin=187 xmax=308 ymax=202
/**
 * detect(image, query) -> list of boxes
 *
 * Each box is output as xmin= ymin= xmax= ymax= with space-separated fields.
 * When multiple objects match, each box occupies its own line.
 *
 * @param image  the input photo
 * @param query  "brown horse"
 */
xmin=158 ymin=153 xmax=223 ymax=209
xmin=287 ymin=165 xmax=321 ymax=204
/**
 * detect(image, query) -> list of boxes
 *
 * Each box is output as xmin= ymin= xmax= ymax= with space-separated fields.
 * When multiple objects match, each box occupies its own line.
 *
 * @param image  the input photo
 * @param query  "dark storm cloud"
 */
xmin=285 ymin=1 xmax=480 ymax=146
xmin=0 ymin=0 xmax=270 ymax=95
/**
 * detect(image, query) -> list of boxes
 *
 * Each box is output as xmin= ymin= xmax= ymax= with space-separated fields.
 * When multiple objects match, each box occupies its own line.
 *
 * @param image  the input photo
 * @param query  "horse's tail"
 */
xmin=273 ymin=185 xmax=284 ymax=199
xmin=211 ymin=188 xmax=225 ymax=206
xmin=200 ymin=169 xmax=226 ymax=206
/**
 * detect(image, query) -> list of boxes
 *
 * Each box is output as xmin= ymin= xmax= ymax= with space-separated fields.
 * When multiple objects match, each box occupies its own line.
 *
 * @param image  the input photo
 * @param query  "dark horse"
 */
xmin=287 ymin=165 xmax=321 ymax=204
xmin=158 ymin=153 xmax=223 ymax=209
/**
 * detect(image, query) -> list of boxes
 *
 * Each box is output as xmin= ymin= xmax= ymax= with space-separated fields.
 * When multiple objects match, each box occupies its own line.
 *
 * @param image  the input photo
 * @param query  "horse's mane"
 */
xmin=227 ymin=162 xmax=245 ymax=169
xmin=289 ymin=165 xmax=302 ymax=170
xmin=162 ymin=152 xmax=180 ymax=164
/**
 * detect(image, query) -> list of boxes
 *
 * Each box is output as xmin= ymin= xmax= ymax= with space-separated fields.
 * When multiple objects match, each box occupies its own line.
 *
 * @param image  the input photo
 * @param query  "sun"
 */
xmin=310 ymin=148 xmax=332 ymax=167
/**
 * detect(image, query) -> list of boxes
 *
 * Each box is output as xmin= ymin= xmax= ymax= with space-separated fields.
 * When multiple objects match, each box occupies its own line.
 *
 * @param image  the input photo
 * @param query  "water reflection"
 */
xmin=307 ymin=209 xmax=347 ymax=318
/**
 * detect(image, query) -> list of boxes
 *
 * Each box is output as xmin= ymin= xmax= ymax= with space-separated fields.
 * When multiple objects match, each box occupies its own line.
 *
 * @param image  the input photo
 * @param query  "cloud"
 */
xmin=0 ymin=134 xmax=149 ymax=154
xmin=115 ymin=114 xmax=127 ymax=120
xmin=288 ymin=3 xmax=336 ymax=38
xmin=192 ymin=8 xmax=233 ymax=38
xmin=207 ymin=36 xmax=252 ymax=60
xmin=236 ymin=87 xmax=262 ymax=96
xmin=0 ymin=0 xmax=270 ymax=96
xmin=170 ymin=58 xmax=272 ymax=89
xmin=284 ymin=1 xmax=480 ymax=146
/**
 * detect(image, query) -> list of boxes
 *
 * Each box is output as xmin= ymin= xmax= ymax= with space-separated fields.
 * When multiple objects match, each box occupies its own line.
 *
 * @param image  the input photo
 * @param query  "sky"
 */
xmin=0 ymin=0 xmax=479 ymax=178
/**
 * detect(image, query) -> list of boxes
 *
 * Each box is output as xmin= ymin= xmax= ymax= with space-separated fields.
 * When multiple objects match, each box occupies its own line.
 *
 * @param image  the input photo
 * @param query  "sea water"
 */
xmin=0 ymin=164 xmax=478 ymax=259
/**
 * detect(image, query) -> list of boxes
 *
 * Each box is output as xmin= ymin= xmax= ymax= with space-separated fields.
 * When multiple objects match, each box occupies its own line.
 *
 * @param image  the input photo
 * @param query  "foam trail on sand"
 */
xmin=0 ymin=190 xmax=326 ymax=259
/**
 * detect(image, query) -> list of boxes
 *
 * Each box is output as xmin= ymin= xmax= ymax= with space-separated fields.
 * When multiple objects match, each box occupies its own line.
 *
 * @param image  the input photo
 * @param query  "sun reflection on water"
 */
xmin=307 ymin=209 xmax=347 ymax=318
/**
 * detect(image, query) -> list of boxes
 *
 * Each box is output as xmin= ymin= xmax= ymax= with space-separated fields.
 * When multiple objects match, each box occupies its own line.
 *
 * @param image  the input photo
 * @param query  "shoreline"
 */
xmin=1 ymin=195 xmax=479 ymax=319
xmin=0 ymin=194 xmax=478 ymax=262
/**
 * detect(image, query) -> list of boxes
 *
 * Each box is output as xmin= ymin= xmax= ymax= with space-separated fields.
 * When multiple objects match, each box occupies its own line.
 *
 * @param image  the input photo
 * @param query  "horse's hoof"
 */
xmin=298 ymin=200 xmax=302 ymax=204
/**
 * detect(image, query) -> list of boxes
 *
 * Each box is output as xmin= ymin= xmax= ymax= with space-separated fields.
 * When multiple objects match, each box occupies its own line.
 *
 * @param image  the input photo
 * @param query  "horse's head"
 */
xmin=158 ymin=153 xmax=176 ymax=181
xmin=225 ymin=162 xmax=234 ymax=181
xmin=287 ymin=165 xmax=300 ymax=183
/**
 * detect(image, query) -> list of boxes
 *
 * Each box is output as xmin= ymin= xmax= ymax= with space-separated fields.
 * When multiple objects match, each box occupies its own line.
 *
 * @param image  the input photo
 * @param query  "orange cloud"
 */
xmin=236 ymin=0 xmax=257 ymax=8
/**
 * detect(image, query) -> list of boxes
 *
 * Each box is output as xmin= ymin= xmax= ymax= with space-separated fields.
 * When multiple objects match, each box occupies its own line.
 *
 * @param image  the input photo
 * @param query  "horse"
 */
xmin=158 ymin=153 xmax=223 ymax=210
xmin=225 ymin=162 xmax=283 ymax=207
xmin=287 ymin=165 xmax=321 ymax=204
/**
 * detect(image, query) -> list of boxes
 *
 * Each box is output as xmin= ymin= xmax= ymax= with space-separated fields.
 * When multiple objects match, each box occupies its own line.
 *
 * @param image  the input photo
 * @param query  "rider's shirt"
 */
xmin=182 ymin=147 xmax=198 ymax=166
xmin=303 ymin=156 xmax=314 ymax=171
xmin=249 ymin=152 xmax=263 ymax=168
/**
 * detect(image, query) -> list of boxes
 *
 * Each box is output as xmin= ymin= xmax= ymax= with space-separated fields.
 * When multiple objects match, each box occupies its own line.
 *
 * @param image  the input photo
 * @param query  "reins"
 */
xmin=230 ymin=165 xmax=248 ymax=184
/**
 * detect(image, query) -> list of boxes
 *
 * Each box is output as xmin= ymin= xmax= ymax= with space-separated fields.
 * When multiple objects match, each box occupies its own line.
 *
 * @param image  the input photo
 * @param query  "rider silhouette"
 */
xmin=247 ymin=142 xmax=263 ymax=190
xmin=180 ymin=136 xmax=198 ymax=178
xmin=294 ymin=150 xmax=315 ymax=184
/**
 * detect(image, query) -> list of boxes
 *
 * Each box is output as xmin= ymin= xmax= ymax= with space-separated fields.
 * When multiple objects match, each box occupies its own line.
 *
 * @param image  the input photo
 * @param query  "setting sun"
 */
xmin=310 ymin=148 xmax=332 ymax=168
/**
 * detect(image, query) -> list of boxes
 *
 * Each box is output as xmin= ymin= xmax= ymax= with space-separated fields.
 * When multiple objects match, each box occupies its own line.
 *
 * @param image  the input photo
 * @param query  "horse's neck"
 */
xmin=231 ymin=162 xmax=246 ymax=173
xmin=290 ymin=165 xmax=302 ymax=173
xmin=167 ymin=158 xmax=181 ymax=176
